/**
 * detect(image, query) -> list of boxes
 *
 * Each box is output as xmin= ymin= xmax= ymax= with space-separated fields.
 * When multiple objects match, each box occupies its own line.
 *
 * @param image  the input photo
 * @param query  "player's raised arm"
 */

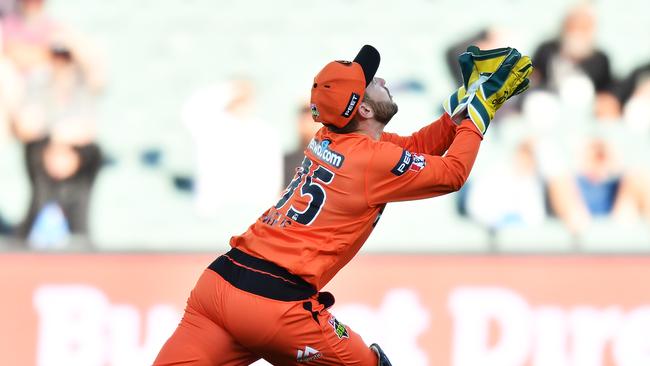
xmin=366 ymin=118 xmax=482 ymax=205
xmin=368 ymin=46 xmax=534 ymax=205
xmin=380 ymin=112 xmax=458 ymax=156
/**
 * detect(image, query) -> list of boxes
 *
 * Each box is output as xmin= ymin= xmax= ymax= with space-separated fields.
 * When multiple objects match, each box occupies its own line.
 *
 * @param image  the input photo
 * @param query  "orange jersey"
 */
xmin=230 ymin=114 xmax=482 ymax=290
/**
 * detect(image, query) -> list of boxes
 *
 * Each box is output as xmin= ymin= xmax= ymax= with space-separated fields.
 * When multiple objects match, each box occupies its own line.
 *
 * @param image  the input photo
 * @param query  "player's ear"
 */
xmin=357 ymin=102 xmax=373 ymax=119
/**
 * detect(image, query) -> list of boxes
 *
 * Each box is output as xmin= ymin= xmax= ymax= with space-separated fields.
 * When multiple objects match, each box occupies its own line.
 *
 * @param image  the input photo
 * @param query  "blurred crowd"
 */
xmin=0 ymin=0 xmax=103 ymax=249
xmin=455 ymin=3 xmax=650 ymax=242
xmin=0 ymin=1 xmax=649 ymax=250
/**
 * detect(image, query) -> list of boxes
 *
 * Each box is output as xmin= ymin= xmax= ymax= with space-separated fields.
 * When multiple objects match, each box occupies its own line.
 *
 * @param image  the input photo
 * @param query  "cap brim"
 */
xmin=353 ymin=45 xmax=380 ymax=87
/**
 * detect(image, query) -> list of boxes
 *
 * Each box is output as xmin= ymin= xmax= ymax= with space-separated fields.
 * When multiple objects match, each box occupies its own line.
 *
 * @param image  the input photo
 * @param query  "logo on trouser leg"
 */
xmin=328 ymin=316 xmax=350 ymax=339
xmin=297 ymin=346 xmax=322 ymax=363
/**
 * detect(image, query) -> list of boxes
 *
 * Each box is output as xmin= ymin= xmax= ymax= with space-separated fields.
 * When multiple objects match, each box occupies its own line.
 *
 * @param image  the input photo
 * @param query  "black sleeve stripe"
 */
xmin=390 ymin=150 xmax=413 ymax=176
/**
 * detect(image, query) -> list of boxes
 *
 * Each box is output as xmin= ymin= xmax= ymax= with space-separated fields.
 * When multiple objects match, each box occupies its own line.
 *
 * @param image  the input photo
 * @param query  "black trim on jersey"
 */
xmin=209 ymin=248 xmax=317 ymax=301
xmin=390 ymin=150 xmax=413 ymax=176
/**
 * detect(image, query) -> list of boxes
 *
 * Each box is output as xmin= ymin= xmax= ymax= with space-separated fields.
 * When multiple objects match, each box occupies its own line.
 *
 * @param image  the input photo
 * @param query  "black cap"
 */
xmin=353 ymin=45 xmax=380 ymax=87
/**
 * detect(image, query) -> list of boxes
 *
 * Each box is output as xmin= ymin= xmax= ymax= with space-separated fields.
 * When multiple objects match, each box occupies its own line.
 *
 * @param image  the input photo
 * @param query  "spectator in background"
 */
xmin=0 ymin=51 xmax=24 ymax=241
xmin=614 ymin=171 xmax=650 ymax=226
xmin=4 ymin=1 xmax=105 ymax=248
xmin=618 ymin=64 xmax=650 ymax=134
xmin=0 ymin=15 xmax=24 ymax=145
xmin=547 ymin=138 xmax=649 ymax=232
xmin=616 ymin=62 xmax=650 ymax=106
xmin=0 ymin=5 xmax=25 ymax=240
xmin=465 ymin=140 xmax=547 ymax=229
xmin=576 ymin=139 xmax=621 ymax=216
xmin=282 ymin=103 xmax=320 ymax=187
xmin=531 ymin=3 xmax=621 ymax=120
xmin=18 ymin=128 xmax=102 ymax=247
xmin=2 ymin=0 xmax=60 ymax=75
xmin=182 ymin=79 xmax=282 ymax=221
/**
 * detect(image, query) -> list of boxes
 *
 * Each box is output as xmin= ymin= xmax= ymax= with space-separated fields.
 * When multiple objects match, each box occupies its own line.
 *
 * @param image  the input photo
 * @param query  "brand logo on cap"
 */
xmin=310 ymin=103 xmax=320 ymax=118
xmin=341 ymin=93 xmax=360 ymax=118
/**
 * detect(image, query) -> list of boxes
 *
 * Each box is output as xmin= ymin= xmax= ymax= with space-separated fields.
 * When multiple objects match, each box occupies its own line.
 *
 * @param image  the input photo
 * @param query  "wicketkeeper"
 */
xmin=154 ymin=44 xmax=532 ymax=366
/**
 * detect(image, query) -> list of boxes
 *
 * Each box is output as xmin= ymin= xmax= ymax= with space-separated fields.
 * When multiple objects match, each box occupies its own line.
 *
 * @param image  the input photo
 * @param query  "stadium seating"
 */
xmin=0 ymin=0 xmax=644 ymax=251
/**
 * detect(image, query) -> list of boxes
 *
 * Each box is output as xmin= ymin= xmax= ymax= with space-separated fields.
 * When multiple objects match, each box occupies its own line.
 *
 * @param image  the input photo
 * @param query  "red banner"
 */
xmin=2 ymin=254 xmax=650 ymax=366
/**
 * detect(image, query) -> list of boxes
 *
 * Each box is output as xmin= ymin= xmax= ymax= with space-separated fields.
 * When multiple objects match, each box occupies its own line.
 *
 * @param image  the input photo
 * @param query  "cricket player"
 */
xmin=154 ymin=45 xmax=532 ymax=365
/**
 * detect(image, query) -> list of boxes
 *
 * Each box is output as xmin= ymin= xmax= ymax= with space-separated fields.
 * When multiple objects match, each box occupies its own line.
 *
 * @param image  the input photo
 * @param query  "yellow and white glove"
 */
xmin=443 ymin=84 xmax=468 ymax=121
xmin=443 ymin=46 xmax=534 ymax=134
xmin=460 ymin=47 xmax=520 ymax=91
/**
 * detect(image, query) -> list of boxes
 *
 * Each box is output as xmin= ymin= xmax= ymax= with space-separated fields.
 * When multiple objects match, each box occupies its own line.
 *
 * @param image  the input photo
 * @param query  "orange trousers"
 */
xmin=153 ymin=264 xmax=377 ymax=365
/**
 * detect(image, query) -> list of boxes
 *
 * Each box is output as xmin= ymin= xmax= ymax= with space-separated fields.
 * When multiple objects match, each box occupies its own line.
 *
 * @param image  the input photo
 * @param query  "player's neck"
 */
xmin=356 ymin=119 xmax=385 ymax=140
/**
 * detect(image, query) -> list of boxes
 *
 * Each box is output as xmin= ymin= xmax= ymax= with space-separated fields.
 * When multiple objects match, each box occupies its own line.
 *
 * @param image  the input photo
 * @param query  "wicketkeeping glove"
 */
xmin=459 ymin=46 xmax=515 ymax=91
xmin=443 ymin=84 xmax=468 ymax=121
xmin=444 ymin=46 xmax=533 ymax=134
xmin=462 ymin=46 xmax=532 ymax=98
xmin=465 ymin=54 xmax=533 ymax=134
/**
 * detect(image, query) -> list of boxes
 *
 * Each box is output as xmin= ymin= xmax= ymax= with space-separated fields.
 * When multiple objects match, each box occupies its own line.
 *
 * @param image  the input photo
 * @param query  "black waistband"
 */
xmin=209 ymin=248 xmax=317 ymax=302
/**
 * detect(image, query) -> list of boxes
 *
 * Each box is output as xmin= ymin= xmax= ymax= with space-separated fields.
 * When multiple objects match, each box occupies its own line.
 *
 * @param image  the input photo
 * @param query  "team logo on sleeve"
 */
xmin=409 ymin=153 xmax=426 ymax=172
xmin=391 ymin=150 xmax=425 ymax=176
xmin=328 ymin=316 xmax=349 ymax=339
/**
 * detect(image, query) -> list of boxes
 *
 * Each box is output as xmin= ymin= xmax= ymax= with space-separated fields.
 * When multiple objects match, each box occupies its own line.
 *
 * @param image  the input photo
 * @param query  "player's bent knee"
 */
xmin=369 ymin=343 xmax=392 ymax=366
